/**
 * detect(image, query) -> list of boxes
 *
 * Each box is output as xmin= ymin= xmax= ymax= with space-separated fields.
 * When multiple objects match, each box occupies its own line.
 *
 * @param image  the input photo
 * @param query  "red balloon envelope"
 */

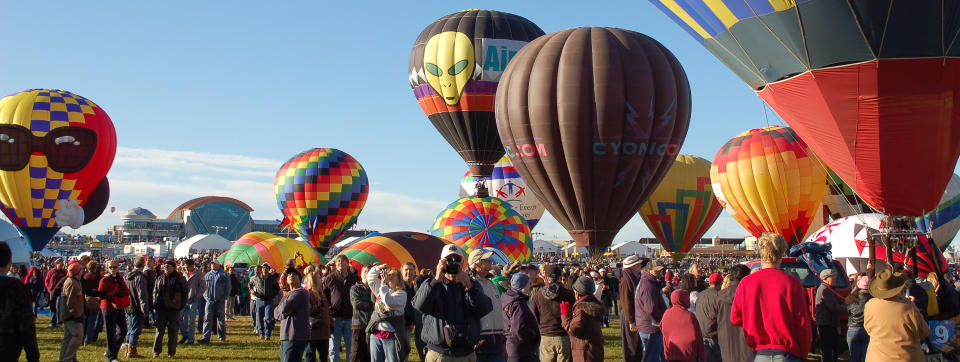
xmin=649 ymin=1 xmax=960 ymax=216
xmin=496 ymin=28 xmax=691 ymax=250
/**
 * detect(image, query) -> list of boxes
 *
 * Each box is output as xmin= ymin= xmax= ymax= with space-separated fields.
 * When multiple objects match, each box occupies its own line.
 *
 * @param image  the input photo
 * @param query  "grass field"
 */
xmin=26 ymin=314 xmax=626 ymax=361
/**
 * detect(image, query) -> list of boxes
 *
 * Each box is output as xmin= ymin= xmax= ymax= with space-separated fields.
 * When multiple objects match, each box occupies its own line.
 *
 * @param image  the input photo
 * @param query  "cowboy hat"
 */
xmin=870 ymin=269 xmax=907 ymax=300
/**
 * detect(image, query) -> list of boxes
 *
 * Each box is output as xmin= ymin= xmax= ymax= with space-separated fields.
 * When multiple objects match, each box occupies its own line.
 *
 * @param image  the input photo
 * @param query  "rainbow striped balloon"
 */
xmin=337 ymin=231 xmax=451 ymax=272
xmin=639 ymin=154 xmax=723 ymax=258
xmin=218 ymin=232 xmax=323 ymax=270
xmin=431 ymin=197 xmax=532 ymax=263
xmin=274 ymin=148 xmax=369 ymax=249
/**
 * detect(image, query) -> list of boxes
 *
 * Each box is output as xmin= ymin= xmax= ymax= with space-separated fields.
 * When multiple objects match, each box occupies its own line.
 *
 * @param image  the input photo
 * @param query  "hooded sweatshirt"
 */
xmin=661 ymin=290 xmax=705 ymax=362
xmin=531 ymin=282 xmax=576 ymax=336
xmin=561 ymin=294 xmax=606 ymax=362
xmin=501 ymin=288 xmax=540 ymax=358
xmin=717 ymin=280 xmax=754 ymax=362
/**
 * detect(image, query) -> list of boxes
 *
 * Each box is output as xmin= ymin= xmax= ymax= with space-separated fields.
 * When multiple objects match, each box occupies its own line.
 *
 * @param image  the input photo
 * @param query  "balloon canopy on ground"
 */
xmin=409 ymin=9 xmax=545 ymax=178
xmin=0 ymin=89 xmax=117 ymax=251
xmin=218 ymin=232 xmax=323 ymax=270
xmin=650 ymin=1 xmax=960 ymax=217
xmin=173 ymin=234 xmax=231 ymax=258
xmin=0 ymin=219 xmax=29 ymax=265
xmin=336 ymin=231 xmax=452 ymax=272
xmin=495 ymin=27 xmax=691 ymax=251
xmin=274 ymin=148 xmax=369 ymax=249
xmin=710 ymin=126 xmax=826 ymax=245
xmin=807 ymin=213 xmax=947 ymax=277
xmin=458 ymin=156 xmax=545 ymax=229
xmin=639 ymin=154 xmax=723 ymax=257
xmin=431 ymin=196 xmax=532 ymax=264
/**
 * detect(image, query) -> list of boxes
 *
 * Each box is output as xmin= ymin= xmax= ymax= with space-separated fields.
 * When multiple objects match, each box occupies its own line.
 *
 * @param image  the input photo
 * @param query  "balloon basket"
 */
xmin=670 ymin=252 xmax=687 ymax=262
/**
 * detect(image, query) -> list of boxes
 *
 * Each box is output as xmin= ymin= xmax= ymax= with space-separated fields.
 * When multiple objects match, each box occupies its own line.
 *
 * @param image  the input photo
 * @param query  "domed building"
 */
xmin=111 ymin=207 xmax=182 ymax=243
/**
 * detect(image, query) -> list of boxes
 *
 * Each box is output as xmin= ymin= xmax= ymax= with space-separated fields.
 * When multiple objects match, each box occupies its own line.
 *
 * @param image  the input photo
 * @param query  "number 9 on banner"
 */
xmin=929 ymin=320 xmax=957 ymax=350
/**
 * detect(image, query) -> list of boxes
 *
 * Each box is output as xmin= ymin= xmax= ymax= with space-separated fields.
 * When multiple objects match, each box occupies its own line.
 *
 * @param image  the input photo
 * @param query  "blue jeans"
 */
xmin=847 ymin=326 xmax=869 ymax=362
xmin=304 ymin=339 xmax=330 ymax=362
xmin=125 ymin=311 xmax=145 ymax=346
xmin=329 ymin=318 xmax=351 ymax=362
xmin=370 ymin=334 xmax=400 ymax=362
xmin=639 ymin=331 xmax=666 ymax=362
xmin=49 ymin=295 xmax=61 ymax=326
xmin=203 ymin=299 xmax=226 ymax=340
xmin=754 ymin=353 xmax=803 ymax=362
xmin=280 ymin=340 xmax=308 ymax=362
xmin=103 ymin=310 xmax=127 ymax=360
xmin=179 ymin=299 xmax=199 ymax=342
xmin=197 ymin=297 xmax=206 ymax=333
xmin=255 ymin=299 xmax=275 ymax=338
xmin=84 ymin=309 xmax=103 ymax=343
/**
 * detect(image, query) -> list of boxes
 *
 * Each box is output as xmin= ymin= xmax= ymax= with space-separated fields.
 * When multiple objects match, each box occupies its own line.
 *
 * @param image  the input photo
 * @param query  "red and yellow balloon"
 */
xmin=710 ymin=126 xmax=826 ymax=245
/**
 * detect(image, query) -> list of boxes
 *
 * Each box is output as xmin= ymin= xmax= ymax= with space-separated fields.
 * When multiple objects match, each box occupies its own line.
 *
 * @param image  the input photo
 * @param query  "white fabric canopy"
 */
xmin=174 ymin=234 xmax=231 ymax=258
xmin=0 ymin=220 xmax=29 ymax=265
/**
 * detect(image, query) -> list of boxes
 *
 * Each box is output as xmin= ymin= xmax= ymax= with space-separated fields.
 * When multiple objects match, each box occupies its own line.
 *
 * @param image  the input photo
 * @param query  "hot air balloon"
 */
xmin=710 ymin=126 xmax=827 ymax=245
xmin=0 ymin=89 xmax=117 ymax=250
xmin=219 ymin=232 xmax=323 ymax=269
xmin=917 ymin=174 xmax=960 ymax=249
xmin=431 ymin=197 xmax=533 ymax=263
xmin=807 ymin=214 xmax=947 ymax=277
xmin=822 ymin=169 xmax=876 ymax=220
xmin=649 ymin=1 xmax=960 ymax=216
xmin=409 ymin=9 xmax=544 ymax=179
xmin=457 ymin=156 xmax=545 ymax=229
xmin=274 ymin=148 xmax=369 ymax=249
xmin=337 ymin=231 xmax=452 ymax=272
xmin=639 ymin=154 xmax=723 ymax=260
xmin=496 ymin=27 xmax=691 ymax=252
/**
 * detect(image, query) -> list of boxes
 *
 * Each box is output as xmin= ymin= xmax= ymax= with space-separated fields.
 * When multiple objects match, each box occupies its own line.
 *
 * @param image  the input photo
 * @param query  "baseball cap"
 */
xmin=820 ymin=269 xmax=835 ymax=279
xmin=468 ymin=248 xmax=494 ymax=266
xmin=709 ymin=272 xmax=723 ymax=284
xmin=440 ymin=244 xmax=464 ymax=260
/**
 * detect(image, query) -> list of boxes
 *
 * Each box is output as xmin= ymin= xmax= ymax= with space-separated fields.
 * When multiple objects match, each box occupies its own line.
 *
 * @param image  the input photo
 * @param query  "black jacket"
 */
xmin=0 ymin=275 xmax=39 ymax=362
xmin=153 ymin=271 xmax=188 ymax=311
xmin=350 ymin=283 xmax=373 ymax=329
xmin=125 ymin=269 xmax=151 ymax=315
xmin=321 ymin=270 xmax=359 ymax=318
xmin=846 ymin=290 xmax=871 ymax=327
xmin=413 ymin=277 xmax=493 ymax=357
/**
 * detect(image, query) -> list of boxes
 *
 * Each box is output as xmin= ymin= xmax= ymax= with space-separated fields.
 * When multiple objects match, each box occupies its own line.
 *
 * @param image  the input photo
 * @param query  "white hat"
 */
xmin=623 ymin=255 xmax=642 ymax=268
xmin=440 ymin=244 xmax=464 ymax=260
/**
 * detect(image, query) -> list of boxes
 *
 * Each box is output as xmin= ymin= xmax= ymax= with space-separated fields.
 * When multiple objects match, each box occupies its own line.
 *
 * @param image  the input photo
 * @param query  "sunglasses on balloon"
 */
xmin=0 ymin=124 xmax=98 ymax=173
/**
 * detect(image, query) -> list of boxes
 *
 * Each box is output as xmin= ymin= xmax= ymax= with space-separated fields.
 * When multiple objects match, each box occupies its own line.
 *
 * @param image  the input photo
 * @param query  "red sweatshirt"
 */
xmin=661 ymin=290 xmax=704 ymax=362
xmin=730 ymin=267 xmax=812 ymax=359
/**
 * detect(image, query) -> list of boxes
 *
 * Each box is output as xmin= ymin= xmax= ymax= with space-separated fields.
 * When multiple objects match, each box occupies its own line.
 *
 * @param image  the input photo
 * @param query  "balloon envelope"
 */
xmin=431 ymin=197 xmax=532 ymax=263
xmin=458 ymin=156 xmax=545 ymax=229
xmin=495 ymin=27 xmax=691 ymax=249
xmin=337 ymin=231 xmax=452 ymax=272
xmin=0 ymin=89 xmax=117 ymax=251
xmin=807 ymin=214 xmax=946 ymax=276
xmin=409 ymin=9 xmax=544 ymax=177
xmin=220 ymin=232 xmax=322 ymax=270
xmin=650 ymin=1 xmax=960 ymax=216
xmin=916 ymin=174 xmax=960 ymax=249
xmin=274 ymin=148 xmax=369 ymax=249
xmin=710 ymin=126 xmax=827 ymax=245
xmin=639 ymin=154 xmax=723 ymax=256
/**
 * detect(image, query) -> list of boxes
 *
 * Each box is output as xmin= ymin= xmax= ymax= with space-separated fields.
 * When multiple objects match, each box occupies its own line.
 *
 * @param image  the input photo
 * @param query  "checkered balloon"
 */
xmin=274 ymin=148 xmax=369 ymax=249
xmin=0 ymin=89 xmax=116 ymax=251
xmin=430 ymin=196 xmax=532 ymax=263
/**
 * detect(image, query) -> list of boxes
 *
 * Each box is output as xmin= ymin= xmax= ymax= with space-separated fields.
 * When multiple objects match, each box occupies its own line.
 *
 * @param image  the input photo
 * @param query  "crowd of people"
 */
xmin=1 ymin=233 xmax=960 ymax=361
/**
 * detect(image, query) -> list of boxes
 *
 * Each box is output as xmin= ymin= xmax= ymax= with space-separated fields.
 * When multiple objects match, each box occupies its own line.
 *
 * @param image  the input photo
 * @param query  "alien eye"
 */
xmin=449 ymin=60 xmax=468 ymax=75
xmin=0 ymin=134 xmax=12 ymax=143
xmin=425 ymin=63 xmax=442 ymax=77
xmin=55 ymin=135 xmax=78 ymax=146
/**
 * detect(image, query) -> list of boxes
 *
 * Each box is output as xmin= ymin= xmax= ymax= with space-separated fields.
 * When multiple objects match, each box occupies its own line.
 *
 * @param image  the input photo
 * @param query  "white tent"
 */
xmin=611 ymin=241 xmax=654 ymax=258
xmin=0 ymin=220 xmax=30 ymax=265
xmin=532 ymin=239 xmax=562 ymax=253
xmin=173 ymin=234 xmax=231 ymax=258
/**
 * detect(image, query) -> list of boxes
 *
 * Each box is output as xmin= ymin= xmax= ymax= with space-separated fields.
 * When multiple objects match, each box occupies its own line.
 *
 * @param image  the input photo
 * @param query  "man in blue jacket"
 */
xmin=199 ymin=260 xmax=231 ymax=344
xmin=413 ymin=244 xmax=493 ymax=362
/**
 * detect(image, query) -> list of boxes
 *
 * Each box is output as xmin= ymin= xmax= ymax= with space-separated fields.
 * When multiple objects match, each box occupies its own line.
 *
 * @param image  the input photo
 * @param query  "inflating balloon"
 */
xmin=822 ymin=169 xmax=875 ymax=220
xmin=0 ymin=89 xmax=117 ymax=250
xmin=337 ymin=231 xmax=452 ymax=272
xmin=496 ymin=27 xmax=691 ymax=252
xmin=431 ymin=197 xmax=532 ymax=263
xmin=409 ymin=9 xmax=544 ymax=178
xmin=458 ymin=156 xmax=545 ymax=229
xmin=639 ymin=154 xmax=723 ymax=259
xmin=274 ymin=148 xmax=369 ymax=249
xmin=219 ymin=232 xmax=323 ymax=270
xmin=710 ymin=126 xmax=826 ymax=245
xmin=917 ymin=174 xmax=960 ymax=249
xmin=650 ymin=2 xmax=960 ymax=216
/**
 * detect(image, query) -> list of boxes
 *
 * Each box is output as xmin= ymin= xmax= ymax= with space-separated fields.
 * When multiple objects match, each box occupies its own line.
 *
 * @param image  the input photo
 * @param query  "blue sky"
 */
xmin=2 ymin=1 xmax=955 ymax=247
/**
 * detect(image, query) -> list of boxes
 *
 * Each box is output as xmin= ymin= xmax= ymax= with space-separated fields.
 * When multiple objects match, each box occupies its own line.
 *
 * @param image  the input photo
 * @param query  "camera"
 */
xmin=443 ymin=258 xmax=461 ymax=274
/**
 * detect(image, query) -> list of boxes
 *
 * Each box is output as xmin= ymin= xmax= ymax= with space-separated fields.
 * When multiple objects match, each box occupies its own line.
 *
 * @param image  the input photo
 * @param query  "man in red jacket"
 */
xmin=45 ymin=259 xmax=66 ymax=327
xmin=731 ymin=233 xmax=812 ymax=362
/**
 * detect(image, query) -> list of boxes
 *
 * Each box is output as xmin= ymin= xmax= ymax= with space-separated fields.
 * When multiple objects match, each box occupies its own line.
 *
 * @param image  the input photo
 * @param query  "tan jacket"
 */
xmin=863 ymin=296 xmax=930 ymax=362
xmin=62 ymin=275 xmax=85 ymax=320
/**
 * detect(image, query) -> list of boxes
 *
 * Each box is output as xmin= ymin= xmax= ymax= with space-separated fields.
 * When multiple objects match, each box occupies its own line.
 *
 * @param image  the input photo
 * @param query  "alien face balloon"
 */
xmin=0 ymin=89 xmax=117 ymax=250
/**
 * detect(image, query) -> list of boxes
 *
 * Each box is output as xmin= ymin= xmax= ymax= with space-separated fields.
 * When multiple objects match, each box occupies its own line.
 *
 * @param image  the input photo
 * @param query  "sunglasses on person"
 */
xmin=0 ymin=124 xmax=98 ymax=173
xmin=445 ymin=255 xmax=462 ymax=263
